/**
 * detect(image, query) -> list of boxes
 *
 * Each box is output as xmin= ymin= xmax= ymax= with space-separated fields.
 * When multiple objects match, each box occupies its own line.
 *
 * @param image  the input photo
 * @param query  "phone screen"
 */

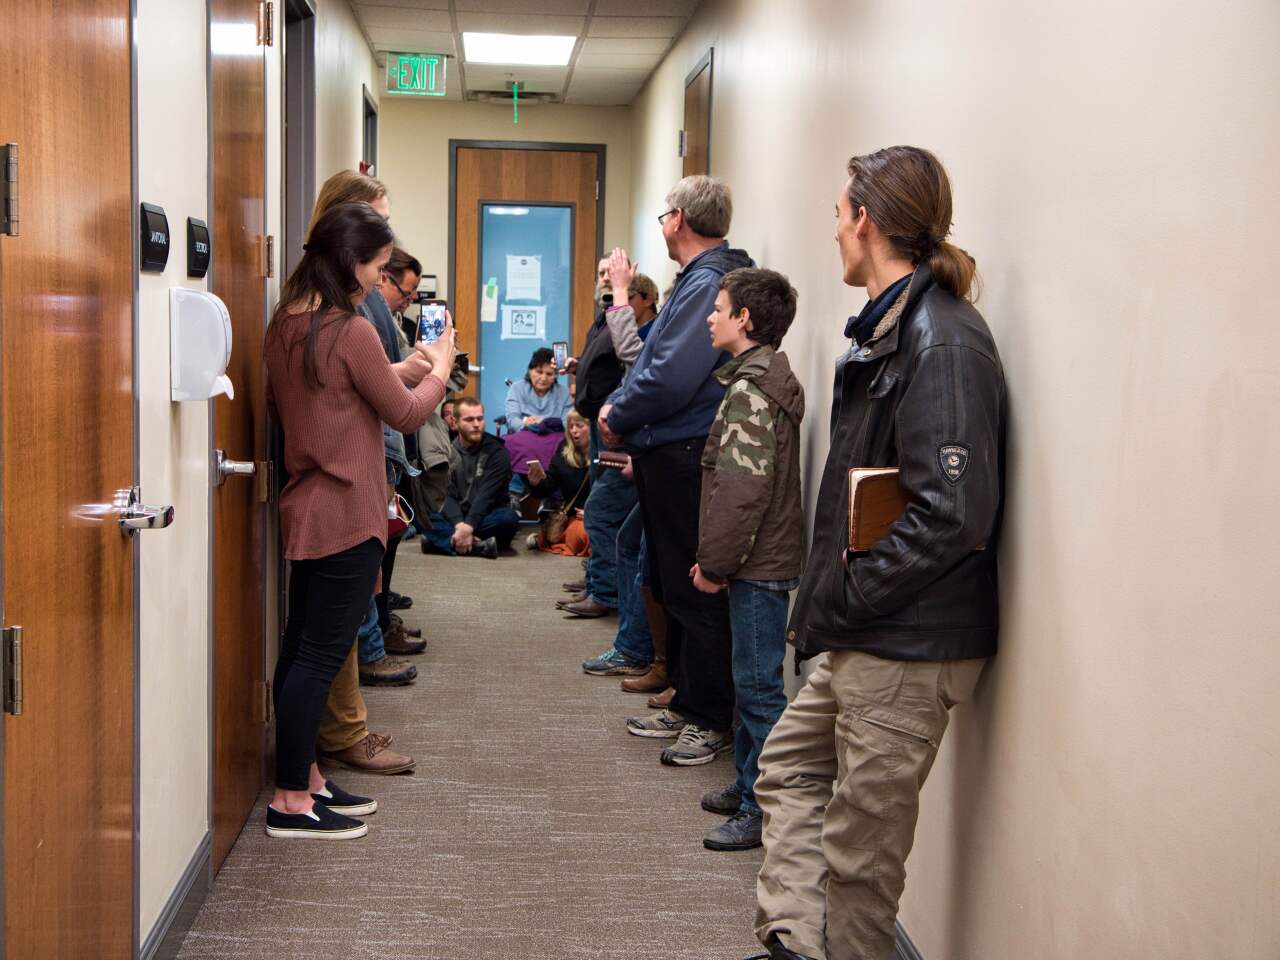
xmin=552 ymin=340 xmax=568 ymax=370
xmin=418 ymin=300 xmax=447 ymax=344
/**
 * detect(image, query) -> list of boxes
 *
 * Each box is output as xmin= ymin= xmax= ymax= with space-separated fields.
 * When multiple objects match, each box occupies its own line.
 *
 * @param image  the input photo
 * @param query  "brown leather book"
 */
xmin=847 ymin=468 xmax=908 ymax=552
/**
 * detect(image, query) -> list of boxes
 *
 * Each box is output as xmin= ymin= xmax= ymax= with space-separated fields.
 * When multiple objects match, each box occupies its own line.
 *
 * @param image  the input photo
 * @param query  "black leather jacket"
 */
xmin=788 ymin=264 xmax=1007 ymax=662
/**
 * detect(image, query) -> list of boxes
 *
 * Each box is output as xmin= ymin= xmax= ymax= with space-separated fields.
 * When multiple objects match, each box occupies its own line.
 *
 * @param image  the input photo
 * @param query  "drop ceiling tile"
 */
xmin=357 ymin=0 xmax=450 ymax=9
xmin=456 ymin=12 xmax=585 ymax=35
xmin=587 ymin=16 xmax=686 ymax=38
xmin=367 ymin=27 xmax=458 ymax=54
xmin=465 ymin=62 xmax=568 ymax=91
xmin=564 ymin=81 xmax=643 ymax=105
xmin=592 ymin=0 xmax=698 ymax=15
xmin=454 ymin=0 xmax=590 ymax=12
xmin=574 ymin=51 xmax=662 ymax=70
xmin=356 ymin=6 xmax=453 ymax=30
xmin=579 ymin=37 xmax=671 ymax=55
xmin=569 ymin=65 xmax=652 ymax=85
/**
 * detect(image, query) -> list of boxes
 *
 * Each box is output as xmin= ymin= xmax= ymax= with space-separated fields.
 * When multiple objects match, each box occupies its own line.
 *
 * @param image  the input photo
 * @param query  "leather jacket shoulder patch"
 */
xmin=938 ymin=442 xmax=971 ymax=484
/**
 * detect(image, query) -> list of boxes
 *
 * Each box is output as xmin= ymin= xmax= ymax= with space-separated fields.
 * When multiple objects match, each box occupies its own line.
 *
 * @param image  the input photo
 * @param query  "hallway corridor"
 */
xmin=176 ymin=544 xmax=762 ymax=959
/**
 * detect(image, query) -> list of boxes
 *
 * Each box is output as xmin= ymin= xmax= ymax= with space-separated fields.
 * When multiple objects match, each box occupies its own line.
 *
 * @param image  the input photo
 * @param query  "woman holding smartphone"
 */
xmin=264 ymin=202 xmax=456 ymax=839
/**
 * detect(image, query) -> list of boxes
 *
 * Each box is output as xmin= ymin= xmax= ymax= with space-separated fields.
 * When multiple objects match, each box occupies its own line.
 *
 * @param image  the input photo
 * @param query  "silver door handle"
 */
xmin=114 ymin=486 xmax=175 ymax=535
xmin=213 ymin=449 xmax=256 ymax=486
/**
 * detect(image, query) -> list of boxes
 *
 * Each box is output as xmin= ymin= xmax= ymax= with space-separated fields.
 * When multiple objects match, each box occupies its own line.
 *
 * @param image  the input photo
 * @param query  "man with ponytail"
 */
xmin=750 ymin=147 xmax=1007 ymax=960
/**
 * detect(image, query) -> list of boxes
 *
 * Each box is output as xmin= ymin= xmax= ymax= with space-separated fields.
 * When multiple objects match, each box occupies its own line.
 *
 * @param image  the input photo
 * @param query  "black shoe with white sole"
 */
xmin=265 ymin=802 xmax=368 ymax=840
xmin=310 ymin=780 xmax=377 ymax=817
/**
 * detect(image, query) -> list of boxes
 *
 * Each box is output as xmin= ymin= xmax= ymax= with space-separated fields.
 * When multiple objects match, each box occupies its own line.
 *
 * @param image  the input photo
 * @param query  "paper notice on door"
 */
xmin=505 ymin=255 xmax=541 ymax=301
xmin=481 ymin=276 xmax=499 ymax=323
xmin=501 ymin=304 xmax=546 ymax=340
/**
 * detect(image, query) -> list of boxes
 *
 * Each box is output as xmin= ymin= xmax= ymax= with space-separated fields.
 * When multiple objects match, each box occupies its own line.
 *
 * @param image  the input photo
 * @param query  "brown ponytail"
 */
xmin=846 ymin=146 xmax=981 ymax=302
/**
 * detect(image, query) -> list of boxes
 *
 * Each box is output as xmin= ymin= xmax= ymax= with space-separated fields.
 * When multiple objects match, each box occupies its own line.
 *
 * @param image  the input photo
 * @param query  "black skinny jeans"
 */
xmin=273 ymin=537 xmax=384 ymax=790
xmin=375 ymin=529 xmax=405 ymax=630
xmin=632 ymin=437 xmax=735 ymax=732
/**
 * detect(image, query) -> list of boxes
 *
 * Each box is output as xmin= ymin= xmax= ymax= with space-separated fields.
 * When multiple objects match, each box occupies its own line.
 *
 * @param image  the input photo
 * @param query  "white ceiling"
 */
xmin=351 ymin=0 xmax=701 ymax=105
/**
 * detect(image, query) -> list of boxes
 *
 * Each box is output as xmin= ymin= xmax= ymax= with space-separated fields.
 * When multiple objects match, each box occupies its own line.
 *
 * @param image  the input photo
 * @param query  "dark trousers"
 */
xmin=374 ymin=529 xmax=404 ymax=630
xmin=424 ymin=508 xmax=520 ymax=554
xmin=273 ymin=537 xmax=384 ymax=790
xmin=632 ymin=437 xmax=734 ymax=732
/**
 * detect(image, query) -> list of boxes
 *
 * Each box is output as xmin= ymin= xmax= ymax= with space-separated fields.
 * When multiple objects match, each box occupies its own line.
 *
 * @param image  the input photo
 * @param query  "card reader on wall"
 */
xmin=170 ymin=287 xmax=235 ymax=401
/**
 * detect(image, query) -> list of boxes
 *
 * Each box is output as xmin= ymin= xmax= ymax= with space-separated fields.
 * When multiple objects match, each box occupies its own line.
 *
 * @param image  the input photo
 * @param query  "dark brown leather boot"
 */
xmin=622 ymin=586 xmax=668 ymax=693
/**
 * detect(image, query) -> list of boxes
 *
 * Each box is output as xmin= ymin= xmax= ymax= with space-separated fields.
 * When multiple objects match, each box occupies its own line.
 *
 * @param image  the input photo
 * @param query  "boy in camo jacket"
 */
xmin=690 ymin=267 xmax=805 ymax=853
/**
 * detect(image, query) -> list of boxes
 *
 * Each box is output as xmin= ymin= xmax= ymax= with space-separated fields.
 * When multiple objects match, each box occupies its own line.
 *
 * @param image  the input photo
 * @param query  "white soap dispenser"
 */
xmin=170 ymin=287 xmax=235 ymax=401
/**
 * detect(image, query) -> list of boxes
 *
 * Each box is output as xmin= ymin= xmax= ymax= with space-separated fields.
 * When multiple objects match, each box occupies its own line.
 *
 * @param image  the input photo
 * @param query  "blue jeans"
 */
xmin=424 ymin=508 xmax=520 ymax=555
xmin=357 ymin=596 xmax=385 ymax=664
xmin=728 ymin=580 xmax=791 ymax=814
xmin=582 ymin=464 xmax=636 ymax=608
xmin=612 ymin=504 xmax=652 ymax=662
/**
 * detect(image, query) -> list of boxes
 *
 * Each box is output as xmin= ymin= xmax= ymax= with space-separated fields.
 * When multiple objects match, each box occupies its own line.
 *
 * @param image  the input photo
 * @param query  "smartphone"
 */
xmin=418 ymin=299 xmax=448 ymax=344
xmin=552 ymin=340 xmax=568 ymax=371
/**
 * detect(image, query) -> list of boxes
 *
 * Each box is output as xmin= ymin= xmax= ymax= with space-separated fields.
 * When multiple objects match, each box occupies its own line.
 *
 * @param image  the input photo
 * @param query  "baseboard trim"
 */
xmin=895 ymin=920 xmax=925 ymax=960
xmin=140 ymin=832 xmax=212 ymax=960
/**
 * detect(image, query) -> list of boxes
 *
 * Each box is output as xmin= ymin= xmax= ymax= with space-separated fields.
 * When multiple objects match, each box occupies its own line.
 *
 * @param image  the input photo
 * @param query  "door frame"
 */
xmin=684 ymin=48 xmax=713 ymax=176
xmin=446 ymin=139 xmax=606 ymax=323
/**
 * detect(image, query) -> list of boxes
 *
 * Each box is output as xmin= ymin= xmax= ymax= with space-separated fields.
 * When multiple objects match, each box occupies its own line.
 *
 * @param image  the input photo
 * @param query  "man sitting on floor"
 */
xmin=424 ymin=397 xmax=519 ymax=559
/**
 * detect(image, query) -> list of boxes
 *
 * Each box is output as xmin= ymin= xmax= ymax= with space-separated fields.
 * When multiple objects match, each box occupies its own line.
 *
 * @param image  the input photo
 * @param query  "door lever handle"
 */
xmin=114 ymin=486 xmax=176 ymax=535
xmin=213 ymin=449 xmax=256 ymax=486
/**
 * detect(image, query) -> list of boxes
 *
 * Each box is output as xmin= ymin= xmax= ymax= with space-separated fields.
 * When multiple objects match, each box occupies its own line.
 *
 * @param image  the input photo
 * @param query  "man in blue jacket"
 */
xmin=598 ymin=175 xmax=753 ymax=767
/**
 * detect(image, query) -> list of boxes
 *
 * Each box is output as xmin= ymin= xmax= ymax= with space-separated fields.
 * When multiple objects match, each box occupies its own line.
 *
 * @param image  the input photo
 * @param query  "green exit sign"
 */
xmin=386 ymin=53 xmax=446 ymax=97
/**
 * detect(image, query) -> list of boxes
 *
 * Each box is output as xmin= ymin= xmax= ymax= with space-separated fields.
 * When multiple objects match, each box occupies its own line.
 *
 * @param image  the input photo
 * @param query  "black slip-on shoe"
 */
xmin=471 ymin=536 xmax=498 ymax=559
xmin=703 ymin=810 xmax=763 ymax=851
xmin=387 ymin=591 xmax=413 ymax=610
xmin=310 ymin=780 xmax=377 ymax=817
xmin=265 ymin=802 xmax=367 ymax=840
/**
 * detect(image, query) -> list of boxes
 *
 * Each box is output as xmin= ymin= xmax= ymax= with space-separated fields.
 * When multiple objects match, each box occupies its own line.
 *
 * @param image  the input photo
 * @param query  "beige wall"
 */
xmin=631 ymin=2 xmax=1280 ymax=957
xmin=135 ymin=0 xmax=212 ymax=942
xmin=377 ymin=98 xmax=633 ymax=301
xmin=315 ymin=0 xmax=379 ymax=179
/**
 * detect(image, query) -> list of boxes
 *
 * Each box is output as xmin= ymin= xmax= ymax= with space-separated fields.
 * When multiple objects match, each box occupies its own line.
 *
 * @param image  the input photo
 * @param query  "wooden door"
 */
xmin=451 ymin=144 xmax=601 ymax=388
xmin=0 ymin=2 xmax=136 ymax=957
xmin=209 ymin=0 xmax=268 ymax=871
xmin=683 ymin=49 xmax=713 ymax=177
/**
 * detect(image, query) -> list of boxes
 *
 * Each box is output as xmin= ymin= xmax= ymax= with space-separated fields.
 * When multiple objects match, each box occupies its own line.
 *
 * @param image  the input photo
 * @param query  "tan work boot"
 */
xmin=647 ymin=687 xmax=676 ymax=709
xmin=623 ymin=585 xmax=669 ymax=693
xmin=383 ymin=621 xmax=426 ymax=656
xmin=358 ymin=654 xmax=417 ymax=686
xmin=319 ymin=733 xmax=415 ymax=775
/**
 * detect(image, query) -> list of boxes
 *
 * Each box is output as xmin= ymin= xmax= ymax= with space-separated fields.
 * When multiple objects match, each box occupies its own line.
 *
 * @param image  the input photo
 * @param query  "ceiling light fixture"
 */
xmin=462 ymin=32 xmax=576 ymax=66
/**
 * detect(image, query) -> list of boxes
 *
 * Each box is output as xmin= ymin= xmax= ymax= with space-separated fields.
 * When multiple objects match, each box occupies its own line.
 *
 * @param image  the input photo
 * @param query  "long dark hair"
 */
xmin=268 ymin=202 xmax=395 ymax=388
xmin=846 ymin=146 xmax=980 ymax=302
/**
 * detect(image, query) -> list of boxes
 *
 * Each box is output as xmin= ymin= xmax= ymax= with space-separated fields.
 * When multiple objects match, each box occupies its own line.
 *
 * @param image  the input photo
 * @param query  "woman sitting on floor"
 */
xmin=527 ymin=410 xmax=592 ymax=556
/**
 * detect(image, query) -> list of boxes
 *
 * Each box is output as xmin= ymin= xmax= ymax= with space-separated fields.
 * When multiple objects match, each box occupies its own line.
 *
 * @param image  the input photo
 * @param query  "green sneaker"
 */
xmin=625 ymin=709 xmax=688 ymax=739
xmin=583 ymin=647 xmax=648 ymax=676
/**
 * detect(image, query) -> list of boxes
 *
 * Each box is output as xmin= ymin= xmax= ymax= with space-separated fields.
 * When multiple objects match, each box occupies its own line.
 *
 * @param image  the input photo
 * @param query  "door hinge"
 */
xmin=259 ymin=234 xmax=275 ymax=278
xmin=3 ymin=625 xmax=24 ymax=716
xmin=257 ymin=1 xmax=274 ymax=46
xmin=677 ymin=129 xmax=688 ymax=158
xmin=594 ymin=180 xmax=599 ymax=201
xmin=2 ymin=143 xmax=18 ymax=237
xmin=258 ymin=680 xmax=272 ymax=724
xmin=256 ymin=459 xmax=276 ymax=503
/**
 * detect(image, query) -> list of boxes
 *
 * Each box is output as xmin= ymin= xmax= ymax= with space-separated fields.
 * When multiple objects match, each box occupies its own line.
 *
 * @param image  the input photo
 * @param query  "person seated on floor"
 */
xmin=442 ymin=398 xmax=458 ymax=440
xmin=505 ymin=346 xmax=573 ymax=432
xmin=423 ymin=397 xmax=519 ymax=559
xmin=527 ymin=409 xmax=592 ymax=557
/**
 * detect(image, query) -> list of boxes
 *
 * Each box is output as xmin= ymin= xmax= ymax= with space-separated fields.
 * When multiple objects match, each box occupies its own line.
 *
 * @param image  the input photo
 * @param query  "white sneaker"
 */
xmin=625 ymin=708 xmax=688 ymax=739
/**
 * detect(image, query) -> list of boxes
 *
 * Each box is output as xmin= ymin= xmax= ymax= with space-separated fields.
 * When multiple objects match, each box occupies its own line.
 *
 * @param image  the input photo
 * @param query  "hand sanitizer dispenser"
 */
xmin=170 ymin=287 xmax=235 ymax=401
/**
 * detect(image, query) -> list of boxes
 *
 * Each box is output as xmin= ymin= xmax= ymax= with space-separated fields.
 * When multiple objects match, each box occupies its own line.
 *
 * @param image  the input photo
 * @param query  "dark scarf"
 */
xmin=844 ymin=272 xmax=913 ymax=345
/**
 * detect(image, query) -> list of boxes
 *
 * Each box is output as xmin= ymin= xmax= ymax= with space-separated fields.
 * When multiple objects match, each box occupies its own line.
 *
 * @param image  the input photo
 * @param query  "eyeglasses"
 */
xmin=657 ymin=208 xmax=679 ymax=226
xmin=380 ymin=270 xmax=413 ymax=300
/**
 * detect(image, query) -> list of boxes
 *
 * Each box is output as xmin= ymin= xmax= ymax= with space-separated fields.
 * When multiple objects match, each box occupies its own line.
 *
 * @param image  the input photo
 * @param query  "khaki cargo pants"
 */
xmin=754 ymin=650 xmax=987 ymax=960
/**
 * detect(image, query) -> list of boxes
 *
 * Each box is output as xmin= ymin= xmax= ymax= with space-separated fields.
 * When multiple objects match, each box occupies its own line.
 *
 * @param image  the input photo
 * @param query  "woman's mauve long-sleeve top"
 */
xmin=266 ymin=309 xmax=445 ymax=560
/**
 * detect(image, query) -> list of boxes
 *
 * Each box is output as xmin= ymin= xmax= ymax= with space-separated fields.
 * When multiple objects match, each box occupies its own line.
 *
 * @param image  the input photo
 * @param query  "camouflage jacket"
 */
xmin=697 ymin=344 xmax=805 ymax=584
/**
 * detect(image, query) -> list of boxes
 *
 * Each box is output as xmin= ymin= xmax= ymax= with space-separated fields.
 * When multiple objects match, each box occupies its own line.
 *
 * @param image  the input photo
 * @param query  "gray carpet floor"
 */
xmin=177 ymin=540 xmax=765 ymax=960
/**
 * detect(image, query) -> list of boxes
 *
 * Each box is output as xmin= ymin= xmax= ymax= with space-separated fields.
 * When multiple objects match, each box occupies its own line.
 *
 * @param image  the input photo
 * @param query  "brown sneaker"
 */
xmin=621 ymin=659 xmax=668 ymax=693
xmin=383 ymin=622 xmax=427 ymax=656
xmin=647 ymin=687 xmax=676 ymax=709
xmin=358 ymin=654 xmax=417 ymax=686
xmin=319 ymin=733 xmax=415 ymax=775
xmin=389 ymin=612 xmax=421 ymax=638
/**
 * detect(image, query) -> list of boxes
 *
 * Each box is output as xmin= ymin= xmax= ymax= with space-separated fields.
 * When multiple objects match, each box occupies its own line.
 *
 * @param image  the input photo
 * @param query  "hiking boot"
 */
xmin=386 ymin=591 xmax=412 ymax=610
xmin=319 ymin=733 xmax=415 ymax=775
xmin=660 ymin=724 xmax=730 ymax=765
xmin=703 ymin=809 xmax=763 ymax=851
xmin=470 ymin=536 xmax=498 ymax=559
xmin=701 ymin=782 xmax=742 ymax=815
xmin=625 ymin=709 xmax=688 ymax=739
xmin=582 ymin=647 xmax=648 ymax=676
xmin=388 ymin=612 xmax=421 ymax=638
xmin=310 ymin=780 xmax=377 ymax=817
xmin=647 ymin=687 xmax=676 ymax=709
xmin=620 ymin=658 xmax=667 ymax=693
xmin=358 ymin=655 xmax=417 ymax=686
xmin=265 ymin=802 xmax=367 ymax=840
xmin=383 ymin=622 xmax=426 ymax=656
